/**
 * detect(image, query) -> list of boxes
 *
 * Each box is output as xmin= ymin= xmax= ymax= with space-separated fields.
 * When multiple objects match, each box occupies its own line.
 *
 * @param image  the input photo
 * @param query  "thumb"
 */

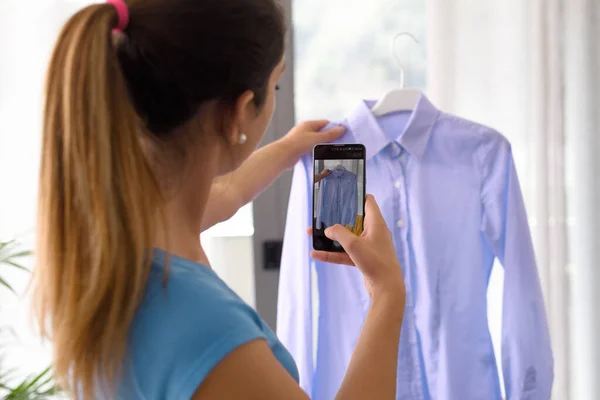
xmin=325 ymin=224 xmax=360 ymax=251
xmin=301 ymin=119 xmax=330 ymax=131
xmin=321 ymin=125 xmax=346 ymax=141
xmin=363 ymin=194 xmax=386 ymax=229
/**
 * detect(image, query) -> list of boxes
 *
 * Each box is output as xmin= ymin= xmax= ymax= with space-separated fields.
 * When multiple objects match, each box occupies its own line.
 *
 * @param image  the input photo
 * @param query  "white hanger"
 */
xmin=371 ymin=32 xmax=423 ymax=117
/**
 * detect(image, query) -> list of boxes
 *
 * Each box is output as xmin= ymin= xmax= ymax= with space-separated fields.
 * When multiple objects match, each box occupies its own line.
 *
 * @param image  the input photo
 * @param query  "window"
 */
xmin=293 ymin=0 xmax=427 ymax=122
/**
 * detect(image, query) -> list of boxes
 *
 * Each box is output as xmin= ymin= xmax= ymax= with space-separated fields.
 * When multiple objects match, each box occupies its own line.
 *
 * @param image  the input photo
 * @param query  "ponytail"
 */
xmin=32 ymin=4 xmax=162 ymax=398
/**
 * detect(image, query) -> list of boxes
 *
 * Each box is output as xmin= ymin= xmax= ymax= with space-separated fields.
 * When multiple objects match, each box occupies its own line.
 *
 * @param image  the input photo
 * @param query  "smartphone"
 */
xmin=312 ymin=144 xmax=366 ymax=252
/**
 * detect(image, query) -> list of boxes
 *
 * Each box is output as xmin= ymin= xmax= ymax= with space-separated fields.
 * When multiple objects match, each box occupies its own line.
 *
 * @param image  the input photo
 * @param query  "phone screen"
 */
xmin=312 ymin=144 xmax=366 ymax=252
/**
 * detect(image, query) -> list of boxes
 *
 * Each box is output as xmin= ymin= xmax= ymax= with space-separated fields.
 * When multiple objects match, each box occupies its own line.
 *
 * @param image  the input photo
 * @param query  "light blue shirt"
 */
xmin=116 ymin=250 xmax=299 ymax=399
xmin=277 ymin=95 xmax=553 ymax=400
xmin=316 ymin=167 xmax=358 ymax=229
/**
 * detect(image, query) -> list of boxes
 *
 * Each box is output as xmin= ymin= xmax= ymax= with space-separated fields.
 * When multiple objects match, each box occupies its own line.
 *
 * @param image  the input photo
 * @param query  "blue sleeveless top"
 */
xmin=116 ymin=250 xmax=299 ymax=399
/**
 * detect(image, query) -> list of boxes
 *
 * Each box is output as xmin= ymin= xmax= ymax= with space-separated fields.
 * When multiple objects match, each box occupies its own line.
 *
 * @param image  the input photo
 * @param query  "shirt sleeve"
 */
xmin=277 ymin=156 xmax=314 ymax=396
xmin=479 ymin=133 xmax=554 ymax=400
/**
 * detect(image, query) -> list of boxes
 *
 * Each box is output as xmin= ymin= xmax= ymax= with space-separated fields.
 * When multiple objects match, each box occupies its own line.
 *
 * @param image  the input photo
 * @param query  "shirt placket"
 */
xmin=389 ymin=143 xmax=425 ymax=400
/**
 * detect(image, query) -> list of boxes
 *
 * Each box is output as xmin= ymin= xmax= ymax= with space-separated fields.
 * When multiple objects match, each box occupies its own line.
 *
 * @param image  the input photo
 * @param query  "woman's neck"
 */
xmin=154 ymin=152 xmax=218 ymax=266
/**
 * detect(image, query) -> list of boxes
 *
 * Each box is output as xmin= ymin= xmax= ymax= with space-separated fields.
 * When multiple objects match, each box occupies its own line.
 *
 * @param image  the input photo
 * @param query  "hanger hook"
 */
xmin=392 ymin=32 xmax=420 ymax=88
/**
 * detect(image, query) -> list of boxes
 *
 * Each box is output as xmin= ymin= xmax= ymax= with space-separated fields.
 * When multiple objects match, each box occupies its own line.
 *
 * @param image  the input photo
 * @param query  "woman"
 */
xmin=32 ymin=0 xmax=406 ymax=399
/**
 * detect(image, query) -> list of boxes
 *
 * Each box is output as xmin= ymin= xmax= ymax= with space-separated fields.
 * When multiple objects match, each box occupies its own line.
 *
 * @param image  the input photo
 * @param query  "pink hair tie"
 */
xmin=106 ymin=0 xmax=130 ymax=33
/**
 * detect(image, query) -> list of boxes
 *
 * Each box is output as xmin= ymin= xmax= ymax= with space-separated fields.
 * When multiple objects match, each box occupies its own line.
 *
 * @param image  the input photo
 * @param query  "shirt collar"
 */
xmin=347 ymin=93 xmax=440 ymax=160
xmin=332 ymin=167 xmax=345 ymax=178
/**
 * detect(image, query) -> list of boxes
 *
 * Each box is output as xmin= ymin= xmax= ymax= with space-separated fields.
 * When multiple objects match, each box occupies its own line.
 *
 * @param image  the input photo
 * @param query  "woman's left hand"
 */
xmin=279 ymin=120 xmax=346 ymax=169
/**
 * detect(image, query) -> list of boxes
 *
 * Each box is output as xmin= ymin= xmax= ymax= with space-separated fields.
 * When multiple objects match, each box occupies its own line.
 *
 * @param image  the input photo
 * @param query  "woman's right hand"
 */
xmin=310 ymin=194 xmax=405 ymax=300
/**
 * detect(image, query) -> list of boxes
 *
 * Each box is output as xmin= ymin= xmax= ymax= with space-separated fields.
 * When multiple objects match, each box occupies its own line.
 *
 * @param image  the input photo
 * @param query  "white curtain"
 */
xmin=427 ymin=0 xmax=600 ymax=399
xmin=563 ymin=1 xmax=600 ymax=398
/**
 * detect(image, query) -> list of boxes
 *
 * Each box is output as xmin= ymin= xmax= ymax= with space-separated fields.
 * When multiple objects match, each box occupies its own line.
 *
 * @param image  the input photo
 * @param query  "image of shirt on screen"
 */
xmin=316 ymin=166 xmax=358 ymax=229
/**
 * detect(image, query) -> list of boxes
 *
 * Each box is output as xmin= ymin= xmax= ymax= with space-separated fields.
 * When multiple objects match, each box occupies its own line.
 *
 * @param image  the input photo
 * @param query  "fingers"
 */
xmin=322 ymin=125 xmax=346 ymax=141
xmin=325 ymin=224 xmax=360 ymax=253
xmin=300 ymin=119 xmax=330 ymax=131
xmin=307 ymin=226 xmax=356 ymax=266
xmin=310 ymin=250 xmax=355 ymax=266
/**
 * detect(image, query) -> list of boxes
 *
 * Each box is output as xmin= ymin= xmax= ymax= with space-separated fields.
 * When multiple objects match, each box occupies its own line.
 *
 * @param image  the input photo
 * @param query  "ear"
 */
xmin=227 ymin=90 xmax=255 ymax=145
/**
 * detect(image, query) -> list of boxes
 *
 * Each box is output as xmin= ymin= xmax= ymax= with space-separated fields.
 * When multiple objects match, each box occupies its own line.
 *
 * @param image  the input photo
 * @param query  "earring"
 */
xmin=238 ymin=133 xmax=247 ymax=144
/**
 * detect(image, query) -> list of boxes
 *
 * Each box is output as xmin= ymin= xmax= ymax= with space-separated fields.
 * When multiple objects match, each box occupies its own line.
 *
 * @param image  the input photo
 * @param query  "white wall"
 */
xmin=0 ymin=0 xmax=61 ymax=381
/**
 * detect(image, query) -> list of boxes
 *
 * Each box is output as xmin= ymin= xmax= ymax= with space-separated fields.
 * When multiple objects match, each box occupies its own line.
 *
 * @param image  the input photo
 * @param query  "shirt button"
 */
xmin=394 ymin=180 xmax=402 ymax=189
xmin=396 ymin=219 xmax=404 ymax=228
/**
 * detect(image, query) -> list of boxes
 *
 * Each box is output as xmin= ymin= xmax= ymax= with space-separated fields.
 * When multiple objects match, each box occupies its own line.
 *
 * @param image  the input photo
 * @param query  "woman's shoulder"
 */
xmin=144 ymin=252 xmax=247 ymax=309
xmin=135 ymin=251 xmax=266 ymax=342
xmin=121 ymin=251 xmax=268 ymax=399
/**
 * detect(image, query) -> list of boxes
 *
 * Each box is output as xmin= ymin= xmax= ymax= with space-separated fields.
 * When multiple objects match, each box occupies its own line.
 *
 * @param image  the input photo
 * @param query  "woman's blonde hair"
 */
xmin=31 ymin=0 xmax=285 ymax=398
xmin=31 ymin=4 xmax=161 ymax=398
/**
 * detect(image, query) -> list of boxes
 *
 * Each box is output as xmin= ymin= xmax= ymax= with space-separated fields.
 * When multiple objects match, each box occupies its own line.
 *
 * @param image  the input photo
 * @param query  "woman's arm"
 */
xmin=335 ymin=292 xmax=404 ymax=399
xmin=314 ymin=168 xmax=331 ymax=183
xmin=193 ymin=294 xmax=402 ymax=400
xmin=193 ymin=196 xmax=406 ymax=400
xmin=201 ymin=120 xmax=344 ymax=231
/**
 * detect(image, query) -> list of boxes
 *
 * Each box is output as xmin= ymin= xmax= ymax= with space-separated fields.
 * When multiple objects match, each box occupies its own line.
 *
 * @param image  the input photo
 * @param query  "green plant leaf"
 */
xmin=0 ymin=240 xmax=60 ymax=399
xmin=0 ymin=241 xmax=17 ymax=257
xmin=2 ymin=366 xmax=61 ymax=399
xmin=0 ymin=239 xmax=14 ymax=250
xmin=7 ymin=250 xmax=33 ymax=259
xmin=0 ymin=276 xmax=16 ymax=295
xmin=2 ymin=260 xmax=29 ymax=272
xmin=0 ymin=239 xmax=32 ymax=295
